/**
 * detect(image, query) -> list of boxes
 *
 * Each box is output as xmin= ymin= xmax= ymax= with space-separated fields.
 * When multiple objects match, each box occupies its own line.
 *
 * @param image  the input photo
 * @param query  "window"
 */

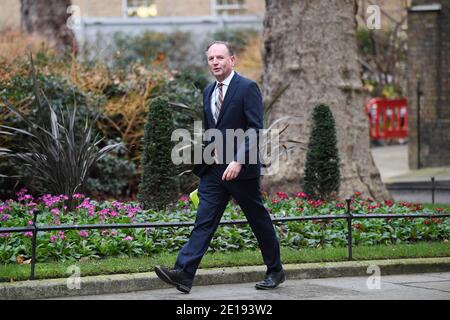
xmin=125 ymin=0 xmax=157 ymax=17
xmin=213 ymin=0 xmax=246 ymax=16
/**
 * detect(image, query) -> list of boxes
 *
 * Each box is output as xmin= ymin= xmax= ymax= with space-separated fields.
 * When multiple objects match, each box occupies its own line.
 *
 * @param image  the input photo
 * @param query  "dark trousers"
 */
xmin=175 ymin=165 xmax=282 ymax=277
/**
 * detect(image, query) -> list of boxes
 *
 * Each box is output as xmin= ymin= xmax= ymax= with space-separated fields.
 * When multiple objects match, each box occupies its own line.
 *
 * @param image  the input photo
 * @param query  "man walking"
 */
xmin=155 ymin=41 xmax=284 ymax=293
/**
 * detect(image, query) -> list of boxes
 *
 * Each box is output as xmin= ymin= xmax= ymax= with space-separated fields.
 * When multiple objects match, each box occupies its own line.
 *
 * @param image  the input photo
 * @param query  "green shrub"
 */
xmin=138 ymin=96 xmax=178 ymax=210
xmin=85 ymin=138 xmax=136 ymax=199
xmin=209 ymin=28 xmax=259 ymax=54
xmin=303 ymin=104 xmax=341 ymax=200
xmin=0 ymin=57 xmax=123 ymax=198
xmin=111 ymin=31 xmax=195 ymax=71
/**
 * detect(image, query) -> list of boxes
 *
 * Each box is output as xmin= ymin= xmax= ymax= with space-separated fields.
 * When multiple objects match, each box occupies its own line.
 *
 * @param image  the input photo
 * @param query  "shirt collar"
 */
xmin=216 ymin=70 xmax=235 ymax=87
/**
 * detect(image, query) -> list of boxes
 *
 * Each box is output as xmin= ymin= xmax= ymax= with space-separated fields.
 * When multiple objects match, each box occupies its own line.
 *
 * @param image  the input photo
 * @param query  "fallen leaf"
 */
xmin=16 ymin=255 xmax=25 ymax=264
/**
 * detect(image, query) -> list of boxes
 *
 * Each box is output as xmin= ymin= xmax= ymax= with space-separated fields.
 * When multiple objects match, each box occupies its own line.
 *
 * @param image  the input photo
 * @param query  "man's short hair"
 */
xmin=206 ymin=41 xmax=235 ymax=56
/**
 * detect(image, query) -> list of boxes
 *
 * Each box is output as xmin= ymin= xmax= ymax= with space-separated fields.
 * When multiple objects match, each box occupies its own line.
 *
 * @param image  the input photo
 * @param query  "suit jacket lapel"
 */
xmin=204 ymin=83 xmax=215 ymax=128
xmin=215 ymin=73 xmax=240 ymax=127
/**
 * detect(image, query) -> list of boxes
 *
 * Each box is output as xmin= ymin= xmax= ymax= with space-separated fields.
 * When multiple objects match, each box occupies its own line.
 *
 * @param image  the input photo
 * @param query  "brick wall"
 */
xmin=72 ymin=0 xmax=123 ymax=17
xmin=0 ymin=0 xmax=264 ymax=28
xmin=407 ymin=0 xmax=450 ymax=168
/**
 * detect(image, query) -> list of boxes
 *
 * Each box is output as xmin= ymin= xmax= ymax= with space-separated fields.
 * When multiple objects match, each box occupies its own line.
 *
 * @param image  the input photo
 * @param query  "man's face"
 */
xmin=207 ymin=43 xmax=235 ymax=81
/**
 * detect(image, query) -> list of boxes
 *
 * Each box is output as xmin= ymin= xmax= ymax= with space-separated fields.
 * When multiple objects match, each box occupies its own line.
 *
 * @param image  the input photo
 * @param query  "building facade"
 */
xmin=0 ymin=0 xmax=265 ymax=30
xmin=407 ymin=0 xmax=450 ymax=168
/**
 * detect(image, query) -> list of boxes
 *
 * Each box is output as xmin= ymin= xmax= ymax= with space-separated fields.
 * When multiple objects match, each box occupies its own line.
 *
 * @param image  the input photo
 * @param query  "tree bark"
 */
xmin=20 ymin=0 xmax=76 ymax=54
xmin=262 ymin=0 xmax=390 ymax=200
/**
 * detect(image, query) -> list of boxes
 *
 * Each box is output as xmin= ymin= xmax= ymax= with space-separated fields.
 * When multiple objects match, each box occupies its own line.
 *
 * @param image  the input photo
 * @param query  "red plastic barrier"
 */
xmin=365 ymin=98 xmax=408 ymax=140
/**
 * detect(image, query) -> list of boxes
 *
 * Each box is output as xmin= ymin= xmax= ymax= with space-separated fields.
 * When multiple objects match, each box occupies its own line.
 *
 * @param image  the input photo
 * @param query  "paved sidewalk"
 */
xmin=371 ymin=145 xmax=450 ymax=183
xmin=52 ymin=272 xmax=450 ymax=300
xmin=2 ymin=257 xmax=450 ymax=299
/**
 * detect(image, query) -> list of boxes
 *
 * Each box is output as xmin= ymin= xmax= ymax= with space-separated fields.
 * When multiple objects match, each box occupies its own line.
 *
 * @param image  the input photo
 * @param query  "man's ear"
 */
xmin=231 ymin=55 xmax=236 ymax=66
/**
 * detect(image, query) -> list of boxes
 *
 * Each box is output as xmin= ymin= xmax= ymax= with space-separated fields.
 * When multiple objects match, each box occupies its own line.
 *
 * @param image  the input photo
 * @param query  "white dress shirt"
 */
xmin=210 ymin=70 xmax=235 ymax=123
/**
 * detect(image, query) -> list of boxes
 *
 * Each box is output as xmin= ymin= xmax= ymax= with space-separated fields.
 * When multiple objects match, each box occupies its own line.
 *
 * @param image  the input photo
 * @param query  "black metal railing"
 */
xmin=386 ymin=177 xmax=450 ymax=204
xmin=0 ymin=199 xmax=449 ymax=280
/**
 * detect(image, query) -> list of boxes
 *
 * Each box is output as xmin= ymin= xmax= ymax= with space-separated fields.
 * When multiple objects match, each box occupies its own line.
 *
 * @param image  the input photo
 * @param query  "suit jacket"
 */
xmin=193 ymin=72 xmax=263 ymax=180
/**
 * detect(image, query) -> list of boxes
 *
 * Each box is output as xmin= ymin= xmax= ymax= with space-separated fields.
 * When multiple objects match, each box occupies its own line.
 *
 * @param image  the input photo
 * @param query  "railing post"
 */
xmin=30 ymin=209 xmax=38 ymax=280
xmin=346 ymin=198 xmax=353 ymax=261
xmin=431 ymin=177 xmax=435 ymax=205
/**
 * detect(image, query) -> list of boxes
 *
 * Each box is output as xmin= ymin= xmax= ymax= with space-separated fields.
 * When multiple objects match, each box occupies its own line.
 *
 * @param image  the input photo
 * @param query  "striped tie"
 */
xmin=214 ymin=82 xmax=224 ymax=123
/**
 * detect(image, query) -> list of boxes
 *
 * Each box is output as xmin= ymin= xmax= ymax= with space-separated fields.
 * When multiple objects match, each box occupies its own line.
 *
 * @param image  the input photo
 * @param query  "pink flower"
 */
xmin=23 ymin=231 xmax=33 ymax=237
xmin=0 ymin=233 xmax=11 ymax=238
xmin=73 ymin=193 xmax=85 ymax=199
xmin=28 ymin=220 xmax=34 ymax=225
xmin=51 ymin=208 xmax=60 ymax=216
xmin=16 ymin=188 xmax=28 ymax=197
xmin=384 ymin=200 xmax=394 ymax=207
xmin=58 ymin=231 xmax=65 ymax=241
xmin=78 ymin=230 xmax=89 ymax=238
xmin=50 ymin=235 xmax=58 ymax=243
xmin=18 ymin=194 xmax=33 ymax=201
xmin=122 ymin=236 xmax=133 ymax=241
xmin=101 ymin=230 xmax=109 ymax=237
xmin=110 ymin=230 xmax=118 ymax=236
xmin=1 ymin=214 xmax=10 ymax=221
xmin=112 ymin=201 xmax=124 ymax=210
xmin=275 ymin=191 xmax=288 ymax=200
xmin=109 ymin=211 xmax=119 ymax=218
xmin=295 ymin=192 xmax=308 ymax=199
xmin=99 ymin=208 xmax=110 ymax=215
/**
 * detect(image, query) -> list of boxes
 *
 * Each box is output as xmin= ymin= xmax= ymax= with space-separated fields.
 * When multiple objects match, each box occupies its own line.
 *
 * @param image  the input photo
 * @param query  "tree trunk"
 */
xmin=20 ymin=0 xmax=76 ymax=54
xmin=262 ymin=0 xmax=390 ymax=200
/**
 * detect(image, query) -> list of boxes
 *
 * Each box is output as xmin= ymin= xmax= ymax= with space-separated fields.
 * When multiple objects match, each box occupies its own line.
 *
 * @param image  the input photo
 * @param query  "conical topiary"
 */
xmin=138 ymin=96 xmax=178 ymax=210
xmin=303 ymin=104 xmax=341 ymax=200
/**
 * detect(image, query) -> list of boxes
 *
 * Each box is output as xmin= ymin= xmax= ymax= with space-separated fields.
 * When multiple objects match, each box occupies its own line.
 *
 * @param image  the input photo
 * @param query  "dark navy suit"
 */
xmin=175 ymin=72 xmax=282 ymax=277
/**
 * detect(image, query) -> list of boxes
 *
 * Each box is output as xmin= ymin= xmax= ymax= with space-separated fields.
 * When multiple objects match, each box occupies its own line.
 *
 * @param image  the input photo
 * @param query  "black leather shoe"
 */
xmin=154 ymin=266 xmax=193 ymax=293
xmin=255 ymin=269 xmax=285 ymax=290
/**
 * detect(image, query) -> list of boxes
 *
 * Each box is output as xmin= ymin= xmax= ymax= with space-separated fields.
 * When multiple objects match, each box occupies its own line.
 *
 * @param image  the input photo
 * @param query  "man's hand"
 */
xmin=222 ymin=161 xmax=242 ymax=181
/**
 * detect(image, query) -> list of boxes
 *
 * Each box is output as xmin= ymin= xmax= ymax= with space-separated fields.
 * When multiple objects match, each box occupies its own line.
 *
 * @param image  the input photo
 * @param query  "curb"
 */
xmin=1 ymin=257 xmax=450 ymax=299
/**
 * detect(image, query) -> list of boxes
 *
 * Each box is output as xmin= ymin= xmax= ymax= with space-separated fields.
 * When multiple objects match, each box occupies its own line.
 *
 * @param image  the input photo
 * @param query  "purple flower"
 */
xmin=122 ymin=236 xmax=133 ymax=241
xmin=18 ymin=194 xmax=33 ymax=201
xmin=51 ymin=208 xmax=60 ymax=216
xmin=1 ymin=214 xmax=10 ymax=221
xmin=50 ymin=235 xmax=58 ymax=243
xmin=99 ymin=208 xmax=110 ymax=215
xmin=179 ymin=196 xmax=189 ymax=202
xmin=58 ymin=231 xmax=65 ymax=241
xmin=23 ymin=231 xmax=33 ymax=237
xmin=101 ymin=230 xmax=109 ymax=237
xmin=112 ymin=201 xmax=124 ymax=210
xmin=73 ymin=193 xmax=85 ymax=199
xmin=0 ymin=233 xmax=10 ymax=238
xmin=78 ymin=230 xmax=89 ymax=238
